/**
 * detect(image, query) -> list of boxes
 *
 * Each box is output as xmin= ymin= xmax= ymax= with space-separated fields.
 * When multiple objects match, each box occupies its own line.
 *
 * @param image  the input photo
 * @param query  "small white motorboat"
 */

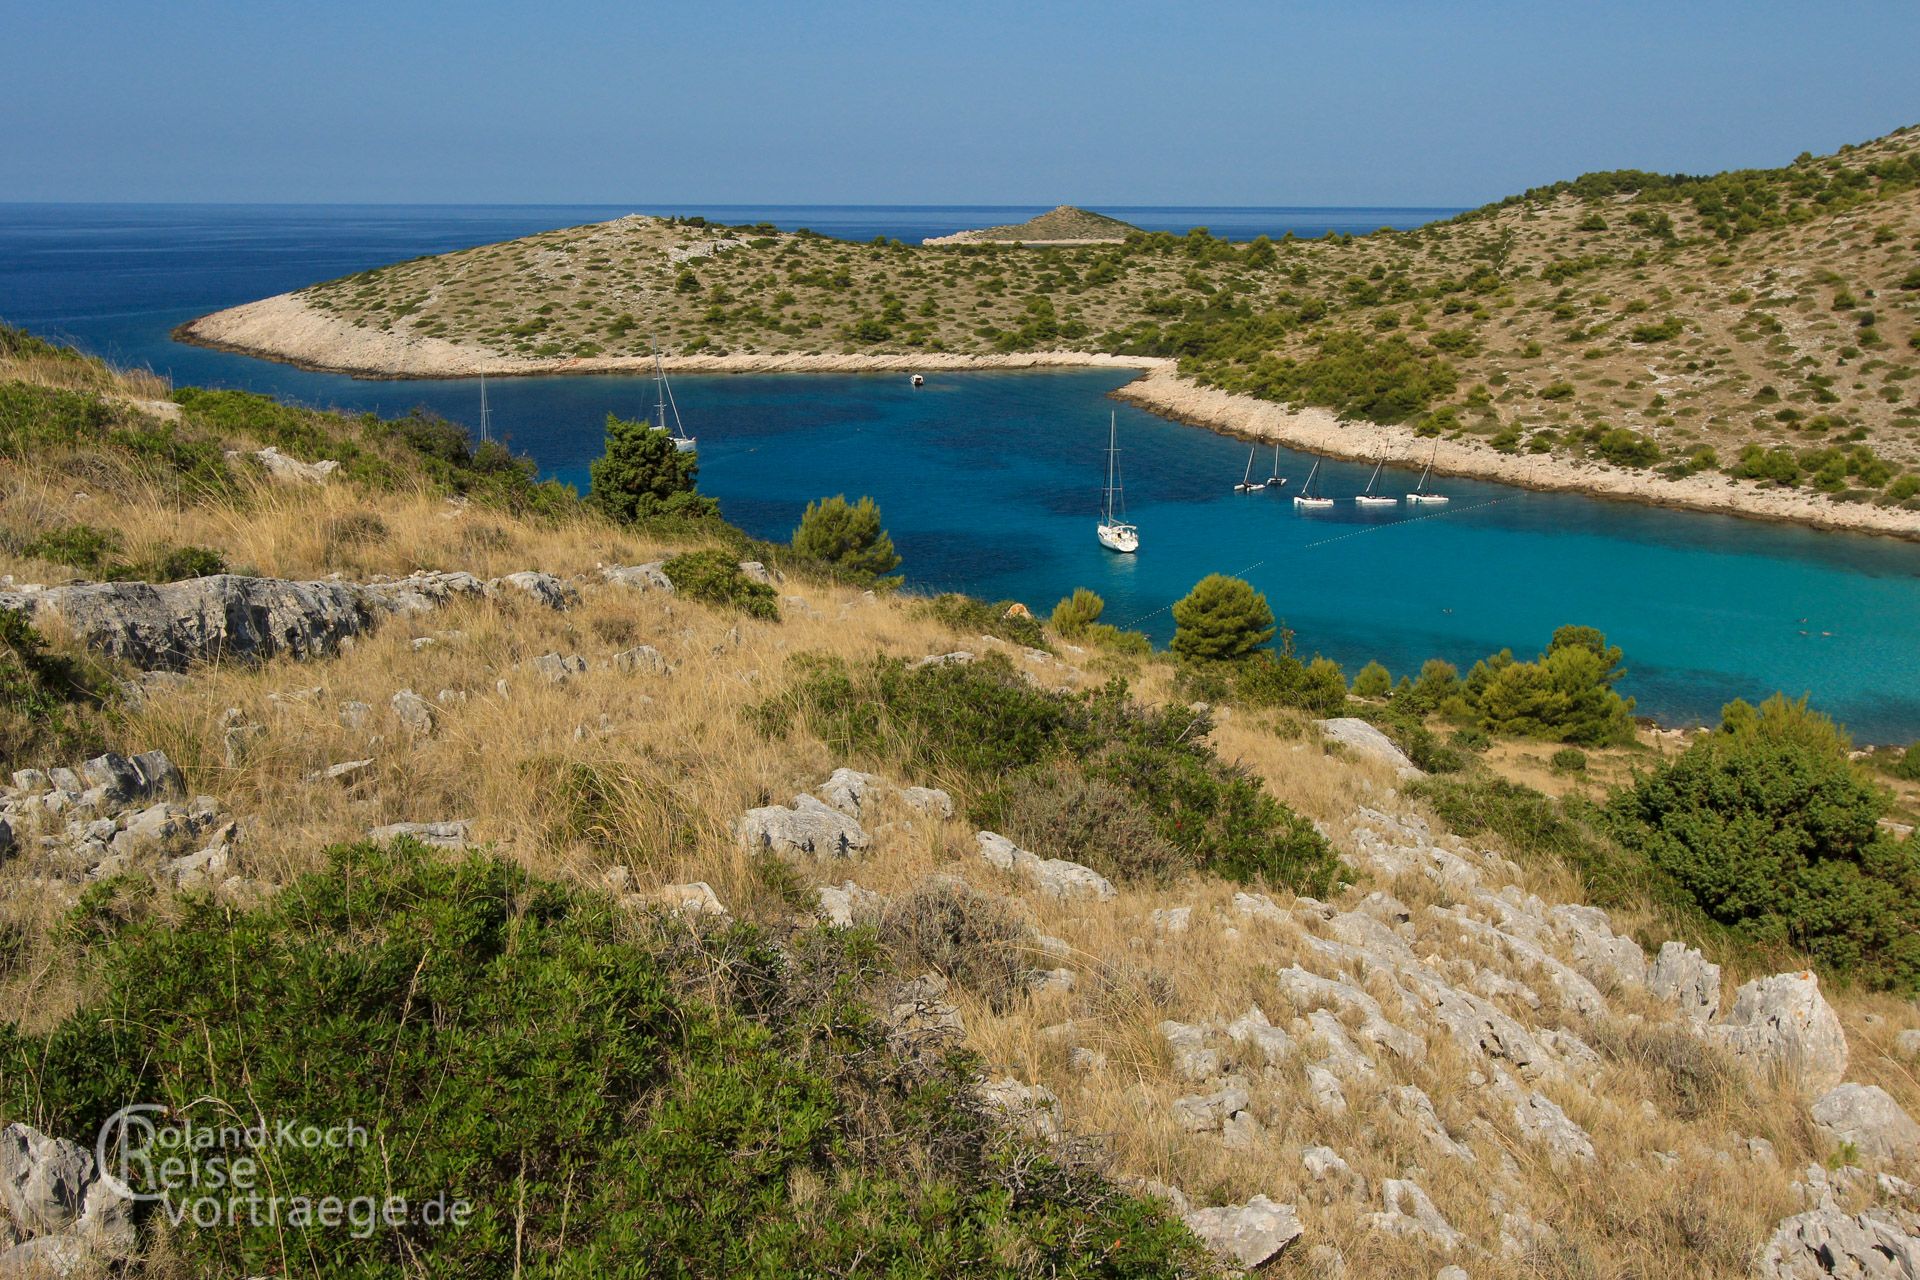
xmin=911 ymin=374 xmax=925 ymax=387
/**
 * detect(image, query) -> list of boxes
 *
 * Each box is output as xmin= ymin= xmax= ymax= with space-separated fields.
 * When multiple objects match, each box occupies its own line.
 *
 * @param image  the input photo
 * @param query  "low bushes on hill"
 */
xmin=0 ymin=841 xmax=1203 ymax=1277
xmin=11 ymin=521 xmax=226 ymax=583
xmin=1466 ymin=625 xmax=1636 ymax=746
xmin=0 ymin=608 xmax=114 ymax=772
xmin=753 ymin=652 xmax=1345 ymax=894
xmin=661 ymin=549 xmax=780 ymax=620
xmin=588 ymin=411 xmax=718 ymax=523
xmin=790 ymin=494 xmax=901 ymax=585
xmin=917 ymin=593 xmax=1047 ymax=650
xmin=1607 ymin=695 xmax=1920 ymax=992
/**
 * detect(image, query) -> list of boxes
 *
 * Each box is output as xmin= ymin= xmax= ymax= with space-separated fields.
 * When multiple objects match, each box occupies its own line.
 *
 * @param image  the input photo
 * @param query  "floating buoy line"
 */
xmin=1113 ymin=496 xmax=1513 ymax=631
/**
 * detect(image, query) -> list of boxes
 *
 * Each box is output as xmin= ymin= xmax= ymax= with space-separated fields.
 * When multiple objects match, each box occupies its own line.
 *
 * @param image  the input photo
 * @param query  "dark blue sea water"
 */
xmin=3 ymin=204 xmax=1918 ymax=741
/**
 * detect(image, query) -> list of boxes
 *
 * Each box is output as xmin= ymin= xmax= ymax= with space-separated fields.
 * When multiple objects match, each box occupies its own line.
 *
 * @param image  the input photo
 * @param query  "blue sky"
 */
xmin=6 ymin=0 xmax=1916 ymax=206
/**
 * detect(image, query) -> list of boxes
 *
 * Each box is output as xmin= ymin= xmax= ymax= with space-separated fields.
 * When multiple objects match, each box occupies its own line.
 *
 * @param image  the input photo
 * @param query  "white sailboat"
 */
xmin=1292 ymin=460 xmax=1335 ymax=509
xmin=1096 ymin=411 xmax=1139 ymax=553
xmin=1262 ymin=443 xmax=1288 ymax=489
xmin=1233 ymin=445 xmax=1258 ymax=493
xmin=1407 ymin=441 xmax=1449 ymax=505
xmin=651 ymin=350 xmax=697 ymax=453
xmin=478 ymin=372 xmax=493 ymax=444
xmin=1355 ymin=456 xmax=1399 ymax=507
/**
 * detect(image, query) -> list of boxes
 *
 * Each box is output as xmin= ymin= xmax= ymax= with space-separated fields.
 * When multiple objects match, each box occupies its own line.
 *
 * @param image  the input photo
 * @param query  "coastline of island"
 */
xmin=176 ymin=291 xmax=1920 ymax=541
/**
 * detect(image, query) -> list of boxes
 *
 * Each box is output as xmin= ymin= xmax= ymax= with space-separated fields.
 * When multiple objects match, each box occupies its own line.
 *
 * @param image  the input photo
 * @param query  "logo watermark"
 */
xmin=97 ymin=1105 xmax=473 ymax=1239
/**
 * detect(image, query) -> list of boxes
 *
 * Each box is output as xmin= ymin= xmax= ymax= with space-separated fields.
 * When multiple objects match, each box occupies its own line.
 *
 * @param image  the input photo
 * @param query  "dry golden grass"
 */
xmin=5 ymin=368 xmax=1920 ymax=1276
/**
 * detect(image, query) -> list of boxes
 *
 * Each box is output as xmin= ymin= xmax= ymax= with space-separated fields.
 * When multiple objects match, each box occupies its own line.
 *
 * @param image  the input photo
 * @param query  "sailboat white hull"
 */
xmin=1293 ymin=496 xmax=1335 ymax=509
xmin=1097 ymin=522 xmax=1139 ymax=553
xmin=1263 ymin=478 xmax=1287 ymax=489
xmin=1355 ymin=496 xmax=1399 ymax=507
xmin=1407 ymin=493 xmax=1449 ymax=505
xmin=673 ymin=437 xmax=697 ymax=453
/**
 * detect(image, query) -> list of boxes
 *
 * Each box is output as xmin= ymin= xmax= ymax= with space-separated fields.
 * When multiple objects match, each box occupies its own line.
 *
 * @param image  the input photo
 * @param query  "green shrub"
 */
xmin=0 ymin=608 xmax=113 ymax=772
xmin=791 ymin=494 xmax=901 ymax=583
xmin=918 ymin=594 xmax=1046 ymax=649
xmin=1362 ymin=707 xmax=1464 ymax=774
xmin=754 ymin=653 xmax=1344 ymax=894
xmin=978 ymin=762 xmax=1188 ymax=885
xmin=146 ymin=545 xmax=227 ymax=582
xmin=877 ymin=879 xmax=1033 ymax=1011
xmin=1629 ymin=316 xmax=1684 ymax=343
xmin=1551 ymin=746 xmax=1589 ymax=773
xmin=1170 ymin=574 xmax=1274 ymax=661
xmin=1594 ymin=427 xmax=1662 ymax=468
xmin=588 ymin=412 xmax=717 ymax=522
xmin=1886 ymin=744 xmax=1920 ymax=780
xmin=1234 ymin=651 xmax=1348 ymax=715
xmin=1351 ymin=660 xmax=1392 ymax=698
xmin=1607 ymin=695 xmax=1920 ymax=991
xmin=22 ymin=524 xmax=123 ymax=574
xmin=1473 ymin=626 xmax=1636 ymax=746
xmin=1049 ymin=588 xmax=1106 ymax=638
xmin=0 ymin=842 xmax=1202 ymax=1276
xmin=661 ymin=549 xmax=779 ymax=620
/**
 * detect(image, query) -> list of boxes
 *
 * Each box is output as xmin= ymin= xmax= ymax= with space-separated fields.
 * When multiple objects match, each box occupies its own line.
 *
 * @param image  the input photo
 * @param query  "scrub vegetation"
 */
xmin=289 ymin=126 xmax=1920 ymax=502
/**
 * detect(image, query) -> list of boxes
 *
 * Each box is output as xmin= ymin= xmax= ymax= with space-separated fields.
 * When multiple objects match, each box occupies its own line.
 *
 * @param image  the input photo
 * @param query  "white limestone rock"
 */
xmin=1158 ymin=1021 xmax=1221 ymax=1081
xmin=1710 ymin=970 xmax=1849 ymax=1093
xmin=816 ymin=768 xmax=881 ymax=818
xmin=1811 ymin=1083 xmax=1920 ymax=1166
xmin=899 ymin=786 xmax=954 ymax=819
xmin=1755 ymin=1204 xmax=1920 ymax=1279
xmin=1648 ymin=941 xmax=1722 ymax=1025
xmin=1224 ymin=1005 xmax=1294 ymax=1066
xmin=367 ymin=820 xmax=471 ymax=850
xmin=975 ymin=831 xmax=1115 ymax=901
xmin=736 ymin=794 xmax=871 ymax=858
xmin=1182 ymin=1196 xmax=1303 ymax=1270
xmin=0 ymin=1123 xmax=92 ymax=1236
xmin=1314 ymin=718 xmax=1422 ymax=777
xmin=1369 ymin=1179 xmax=1463 ymax=1250
xmin=1512 ymin=1090 xmax=1596 ymax=1166
xmin=656 ymin=881 xmax=728 ymax=921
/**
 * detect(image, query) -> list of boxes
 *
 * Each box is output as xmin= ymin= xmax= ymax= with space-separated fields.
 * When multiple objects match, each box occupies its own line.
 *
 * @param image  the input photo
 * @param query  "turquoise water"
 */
xmin=2 ymin=205 xmax=1918 ymax=740
xmin=477 ymin=367 xmax=1920 ymax=741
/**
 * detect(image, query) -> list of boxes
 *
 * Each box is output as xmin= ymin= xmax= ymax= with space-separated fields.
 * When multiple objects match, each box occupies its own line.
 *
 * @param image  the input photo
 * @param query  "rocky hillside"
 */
xmin=922 ymin=205 xmax=1141 ymax=245
xmin=2 ymin=337 xmax=1919 ymax=1276
xmin=177 ymin=127 xmax=1920 ymax=523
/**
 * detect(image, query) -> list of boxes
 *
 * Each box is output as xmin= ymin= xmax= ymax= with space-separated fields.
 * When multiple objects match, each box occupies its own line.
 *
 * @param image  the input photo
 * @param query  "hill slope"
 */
xmin=2 ymin=334 xmax=1919 ymax=1276
xmin=922 ymin=205 xmax=1141 ymax=245
xmin=179 ymin=127 xmax=1920 ymax=535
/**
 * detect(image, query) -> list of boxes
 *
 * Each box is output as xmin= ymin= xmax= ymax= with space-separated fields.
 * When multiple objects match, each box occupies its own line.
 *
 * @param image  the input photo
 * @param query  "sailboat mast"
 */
xmin=1104 ymin=412 xmax=1117 ymax=520
xmin=654 ymin=352 xmax=667 ymax=433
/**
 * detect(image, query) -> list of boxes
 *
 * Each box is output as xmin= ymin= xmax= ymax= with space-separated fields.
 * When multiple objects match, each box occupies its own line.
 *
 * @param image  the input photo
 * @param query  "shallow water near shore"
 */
xmin=4 ymin=204 xmax=1919 ymax=740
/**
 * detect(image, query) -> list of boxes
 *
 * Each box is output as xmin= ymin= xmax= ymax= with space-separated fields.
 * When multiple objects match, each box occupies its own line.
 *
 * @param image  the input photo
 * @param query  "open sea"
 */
xmin=3 ymin=203 xmax=1918 ymax=741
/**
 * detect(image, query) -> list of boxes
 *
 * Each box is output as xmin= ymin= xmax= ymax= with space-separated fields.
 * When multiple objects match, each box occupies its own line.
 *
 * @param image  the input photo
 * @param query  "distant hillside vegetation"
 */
xmin=202 ymin=126 xmax=1920 ymax=509
xmin=925 ymin=205 xmax=1141 ymax=245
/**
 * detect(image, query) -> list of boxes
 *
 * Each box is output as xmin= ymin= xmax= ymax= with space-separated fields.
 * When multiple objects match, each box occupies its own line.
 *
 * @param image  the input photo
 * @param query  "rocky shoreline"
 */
xmin=1114 ymin=365 xmax=1920 ymax=541
xmin=174 ymin=293 xmax=1165 ymax=380
xmin=177 ymin=293 xmax=1920 ymax=540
